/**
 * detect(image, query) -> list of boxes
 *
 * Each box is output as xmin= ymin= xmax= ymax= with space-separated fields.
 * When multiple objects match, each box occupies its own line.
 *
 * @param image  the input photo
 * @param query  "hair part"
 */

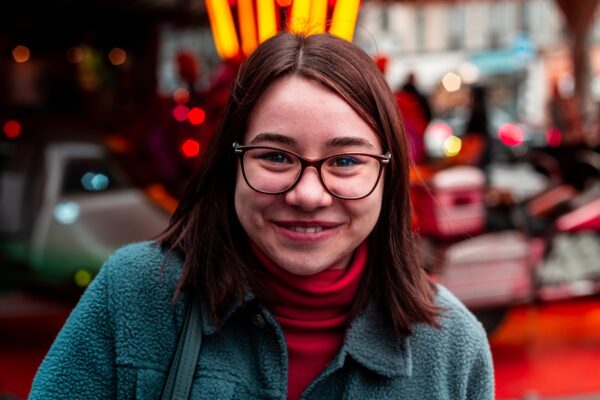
xmin=158 ymin=32 xmax=440 ymax=337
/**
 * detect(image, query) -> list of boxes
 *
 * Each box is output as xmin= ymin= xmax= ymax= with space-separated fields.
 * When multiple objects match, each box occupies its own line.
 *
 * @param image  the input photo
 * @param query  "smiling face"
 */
xmin=234 ymin=76 xmax=385 ymax=276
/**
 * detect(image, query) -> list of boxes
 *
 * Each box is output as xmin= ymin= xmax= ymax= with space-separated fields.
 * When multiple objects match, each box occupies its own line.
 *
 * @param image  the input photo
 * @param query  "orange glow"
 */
xmin=329 ymin=0 xmax=360 ymax=41
xmin=66 ymin=46 xmax=84 ymax=64
xmin=498 ymin=123 xmax=525 ymax=147
xmin=238 ymin=0 xmax=258 ymax=56
xmin=3 ymin=120 xmax=22 ymax=138
xmin=146 ymin=184 xmax=179 ymax=213
xmin=105 ymin=135 xmax=132 ymax=153
xmin=188 ymin=107 xmax=206 ymax=125
xmin=290 ymin=0 xmax=311 ymax=34
xmin=173 ymin=88 xmax=190 ymax=104
xmin=276 ymin=0 xmax=293 ymax=6
xmin=108 ymin=48 xmax=127 ymax=65
xmin=257 ymin=0 xmax=278 ymax=43
xmin=206 ymin=0 xmax=240 ymax=59
xmin=308 ymin=0 xmax=328 ymax=34
xmin=181 ymin=139 xmax=201 ymax=158
xmin=12 ymin=45 xmax=30 ymax=63
xmin=172 ymin=105 xmax=190 ymax=122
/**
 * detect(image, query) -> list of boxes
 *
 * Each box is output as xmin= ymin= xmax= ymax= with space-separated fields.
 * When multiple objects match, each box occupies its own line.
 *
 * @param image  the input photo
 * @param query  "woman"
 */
xmin=30 ymin=32 xmax=493 ymax=399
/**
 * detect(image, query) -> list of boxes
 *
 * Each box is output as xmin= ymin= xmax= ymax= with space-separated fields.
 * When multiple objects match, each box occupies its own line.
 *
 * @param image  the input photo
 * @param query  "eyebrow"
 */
xmin=249 ymin=133 xmax=375 ymax=149
xmin=249 ymin=133 xmax=295 ymax=145
xmin=328 ymin=137 xmax=375 ymax=149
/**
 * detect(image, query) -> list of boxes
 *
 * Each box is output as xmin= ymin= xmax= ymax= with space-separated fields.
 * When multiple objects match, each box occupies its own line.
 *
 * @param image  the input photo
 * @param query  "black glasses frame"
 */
xmin=233 ymin=142 xmax=391 ymax=200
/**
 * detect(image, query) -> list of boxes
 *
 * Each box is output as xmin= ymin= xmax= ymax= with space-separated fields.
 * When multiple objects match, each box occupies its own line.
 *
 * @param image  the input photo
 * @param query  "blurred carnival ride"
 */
xmin=412 ymin=108 xmax=600 ymax=333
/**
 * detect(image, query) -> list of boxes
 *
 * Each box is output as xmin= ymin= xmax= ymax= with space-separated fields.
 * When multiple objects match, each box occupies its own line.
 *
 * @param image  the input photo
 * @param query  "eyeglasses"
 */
xmin=233 ymin=142 xmax=391 ymax=200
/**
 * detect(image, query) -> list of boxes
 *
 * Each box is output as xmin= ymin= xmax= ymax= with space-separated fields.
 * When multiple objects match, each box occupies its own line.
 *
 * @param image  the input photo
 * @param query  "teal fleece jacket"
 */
xmin=30 ymin=241 xmax=494 ymax=399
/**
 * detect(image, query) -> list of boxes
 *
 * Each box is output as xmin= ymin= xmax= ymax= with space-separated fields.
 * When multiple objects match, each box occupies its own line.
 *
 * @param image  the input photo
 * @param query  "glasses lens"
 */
xmin=242 ymin=148 xmax=300 ymax=193
xmin=321 ymin=154 xmax=381 ymax=199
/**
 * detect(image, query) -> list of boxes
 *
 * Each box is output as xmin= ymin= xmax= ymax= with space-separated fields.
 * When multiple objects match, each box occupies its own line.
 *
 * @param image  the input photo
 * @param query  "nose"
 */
xmin=284 ymin=167 xmax=333 ymax=211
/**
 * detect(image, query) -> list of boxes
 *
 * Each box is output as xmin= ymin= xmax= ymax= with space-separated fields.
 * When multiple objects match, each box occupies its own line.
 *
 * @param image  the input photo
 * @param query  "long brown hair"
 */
xmin=158 ymin=32 xmax=439 ymax=337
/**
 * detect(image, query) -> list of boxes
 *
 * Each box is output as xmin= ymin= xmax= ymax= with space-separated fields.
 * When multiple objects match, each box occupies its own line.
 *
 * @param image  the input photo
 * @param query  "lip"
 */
xmin=271 ymin=220 xmax=342 ymax=243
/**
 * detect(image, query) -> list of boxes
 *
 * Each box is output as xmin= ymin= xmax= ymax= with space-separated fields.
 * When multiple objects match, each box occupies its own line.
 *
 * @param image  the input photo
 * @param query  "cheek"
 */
xmin=347 ymin=186 xmax=384 ymax=228
xmin=234 ymin=169 xmax=273 ymax=227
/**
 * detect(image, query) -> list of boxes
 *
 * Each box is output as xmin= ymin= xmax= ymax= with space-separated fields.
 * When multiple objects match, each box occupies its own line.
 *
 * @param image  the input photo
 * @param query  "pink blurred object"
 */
xmin=555 ymin=197 xmax=600 ymax=232
xmin=438 ymin=231 xmax=544 ymax=309
xmin=412 ymin=166 xmax=486 ymax=238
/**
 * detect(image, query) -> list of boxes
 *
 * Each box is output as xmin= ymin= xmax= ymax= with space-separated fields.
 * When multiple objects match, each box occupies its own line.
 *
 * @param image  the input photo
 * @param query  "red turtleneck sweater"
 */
xmin=253 ymin=243 xmax=367 ymax=400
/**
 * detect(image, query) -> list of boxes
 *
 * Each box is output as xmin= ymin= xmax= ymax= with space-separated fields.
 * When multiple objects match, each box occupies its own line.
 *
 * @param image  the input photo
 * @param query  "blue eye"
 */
xmin=331 ymin=156 xmax=360 ymax=167
xmin=261 ymin=152 xmax=291 ymax=164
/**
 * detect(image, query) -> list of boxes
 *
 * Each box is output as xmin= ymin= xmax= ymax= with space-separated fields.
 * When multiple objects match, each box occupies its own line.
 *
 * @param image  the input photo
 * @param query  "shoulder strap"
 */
xmin=161 ymin=293 xmax=203 ymax=400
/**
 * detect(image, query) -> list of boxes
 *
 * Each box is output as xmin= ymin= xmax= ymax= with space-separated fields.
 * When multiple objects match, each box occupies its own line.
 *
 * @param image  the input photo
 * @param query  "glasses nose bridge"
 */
xmin=295 ymin=156 xmax=327 ymax=187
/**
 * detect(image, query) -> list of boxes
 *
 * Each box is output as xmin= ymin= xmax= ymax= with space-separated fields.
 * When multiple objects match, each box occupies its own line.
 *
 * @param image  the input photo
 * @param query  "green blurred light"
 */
xmin=74 ymin=269 xmax=92 ymax=287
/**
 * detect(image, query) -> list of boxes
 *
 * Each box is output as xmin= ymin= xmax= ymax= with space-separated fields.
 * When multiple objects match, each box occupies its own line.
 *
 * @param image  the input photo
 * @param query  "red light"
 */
xmin=172 ymin=88 xmax=190 ymax=104
xmin=181 ymin=139 xmax=201 ymax=158
xmin=172 ymin=105 xmax=189 ymax=122
xmin=276 ymin=0 xmax=292 ymax=6
xmin=188 ymin=107 xmax=206 ymax=125
xmin=3 ymin=120 xmax=22 ymax=138
xmin=545 ymin=128 xmax=562 ymax=147
xmin=498 ymin=123 xmax=524 ymax=147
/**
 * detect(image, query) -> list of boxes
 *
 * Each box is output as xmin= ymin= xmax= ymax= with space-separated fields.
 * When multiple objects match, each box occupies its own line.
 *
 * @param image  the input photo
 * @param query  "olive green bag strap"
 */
xmin=161 ymin=293 xmax=203 ymax=400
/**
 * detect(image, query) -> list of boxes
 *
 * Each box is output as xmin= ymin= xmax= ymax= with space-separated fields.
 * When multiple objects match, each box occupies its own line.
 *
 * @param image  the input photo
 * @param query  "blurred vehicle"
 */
xmin=0 ymin=138 xmax=170 ymax=291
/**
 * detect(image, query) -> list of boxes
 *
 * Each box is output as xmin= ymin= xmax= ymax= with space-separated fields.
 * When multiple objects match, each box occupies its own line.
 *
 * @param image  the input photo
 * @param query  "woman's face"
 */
xmin=235 ymin=76 xmax=384 ymax=275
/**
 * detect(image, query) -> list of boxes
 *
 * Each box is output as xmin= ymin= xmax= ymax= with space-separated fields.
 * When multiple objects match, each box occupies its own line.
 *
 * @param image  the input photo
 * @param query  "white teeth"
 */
xmin=289 ymin=226 xmax=323 ymax=233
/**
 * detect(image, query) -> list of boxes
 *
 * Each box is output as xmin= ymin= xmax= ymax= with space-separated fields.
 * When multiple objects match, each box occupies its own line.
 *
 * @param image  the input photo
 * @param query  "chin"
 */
xmin=274 ymin=251 xmax=344 ymax=276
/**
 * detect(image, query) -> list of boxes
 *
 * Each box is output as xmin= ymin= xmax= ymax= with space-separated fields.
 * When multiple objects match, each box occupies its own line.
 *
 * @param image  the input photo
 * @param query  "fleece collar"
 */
xmin=340 ymin=303 xmax=412 ymax=378
xmin=198 ymin=292 xmax=412 ymax=379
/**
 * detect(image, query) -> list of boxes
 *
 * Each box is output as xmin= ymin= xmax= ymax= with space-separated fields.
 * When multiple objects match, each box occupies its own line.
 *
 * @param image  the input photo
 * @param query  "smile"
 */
xmin=287 ymin=226 xmax=324 ymax=233
xmin=272 ymin=221 xmax=341 ymax=242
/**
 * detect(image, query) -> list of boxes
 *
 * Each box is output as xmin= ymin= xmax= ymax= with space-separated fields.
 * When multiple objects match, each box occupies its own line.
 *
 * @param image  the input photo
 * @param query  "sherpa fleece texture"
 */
xmin=30 ymin=241 xmax=494 ymax=399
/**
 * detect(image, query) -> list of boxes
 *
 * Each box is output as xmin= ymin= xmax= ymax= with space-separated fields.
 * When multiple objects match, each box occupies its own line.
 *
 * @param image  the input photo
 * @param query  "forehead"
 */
xmin=243 ymin=76 xmax=381 ymax=152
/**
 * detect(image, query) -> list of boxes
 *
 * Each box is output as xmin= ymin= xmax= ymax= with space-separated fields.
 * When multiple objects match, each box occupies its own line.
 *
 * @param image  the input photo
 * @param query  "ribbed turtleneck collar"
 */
xmin=251 ymin=242 xmax=368 ymax=400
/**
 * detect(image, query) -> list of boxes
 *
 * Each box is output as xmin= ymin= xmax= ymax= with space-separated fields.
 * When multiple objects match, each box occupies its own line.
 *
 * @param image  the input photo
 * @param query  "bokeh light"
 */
xmin=443 ymin=135 xmax=462 ymax=157
xmin=181 ymin=139 xmax=201 ymax=158
xmin=276 ymin=0 xmax=293 ymax=6
xmin=3 ymin=120 xmax=22 ymax=139
xmin=545 ymin=128 xmax=563 ymax=147
xmin=172 ymin=88 xmax=190 ymax=104
xmin=12 ymin=45 xmax=30 ymax=63
xmin=108 ymin=47 xmax=127 ymax=65
xmin=442 ymin=72 xmax=462 ymax=92
xmin=53 ymin=201 xmax=80 ymax=225
xmin=498 ymin=123 xmax=525 ymax=147
xmin=81 ymin=172 xmax=110 ymax=191
xmin=172 ymin=105 xmax=190 ymax=122
xmin=188 ymin=107 xmax=206 ymax=125
xmin=458 ymin=63 xmax=480 ymax=84
xmin=74 ymin=269 xmax=92 ymax=287
xmin=424 ymin=122 xmax=453 ymax=157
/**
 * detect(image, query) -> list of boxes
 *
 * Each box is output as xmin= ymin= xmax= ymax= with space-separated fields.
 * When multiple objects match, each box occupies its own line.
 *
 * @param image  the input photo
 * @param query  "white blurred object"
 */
xmin=489 ymin=162 xmax=549 ymax=201
xmin=438 ymin=231 xmax=540 ymax=309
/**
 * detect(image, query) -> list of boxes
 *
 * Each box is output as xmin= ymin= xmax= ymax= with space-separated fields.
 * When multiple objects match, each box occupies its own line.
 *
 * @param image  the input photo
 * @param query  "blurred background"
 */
xmin=1 ymin=0 xmax=600 ymax=399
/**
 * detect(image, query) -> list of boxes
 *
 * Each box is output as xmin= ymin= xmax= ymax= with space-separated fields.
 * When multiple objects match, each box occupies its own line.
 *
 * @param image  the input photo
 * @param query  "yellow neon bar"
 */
xmin=257 ymin=0 xmax=278 ymax=43
xmin=290 ymin=0 xmax=311 ymax=34
xmin=329 ymin=0 xmax=360 ymax=41
xmin=308 ymin=0 xmax=327 ymax=34
xmin=238 ymin=0 xmax=258 ymax=56
xmin=206 ymin=0 xmax=240 ymax=59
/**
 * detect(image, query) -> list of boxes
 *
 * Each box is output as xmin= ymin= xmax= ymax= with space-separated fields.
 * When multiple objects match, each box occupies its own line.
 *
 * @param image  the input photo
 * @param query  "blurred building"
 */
xmin=356 ymin=0 xmax=600 ymax=130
